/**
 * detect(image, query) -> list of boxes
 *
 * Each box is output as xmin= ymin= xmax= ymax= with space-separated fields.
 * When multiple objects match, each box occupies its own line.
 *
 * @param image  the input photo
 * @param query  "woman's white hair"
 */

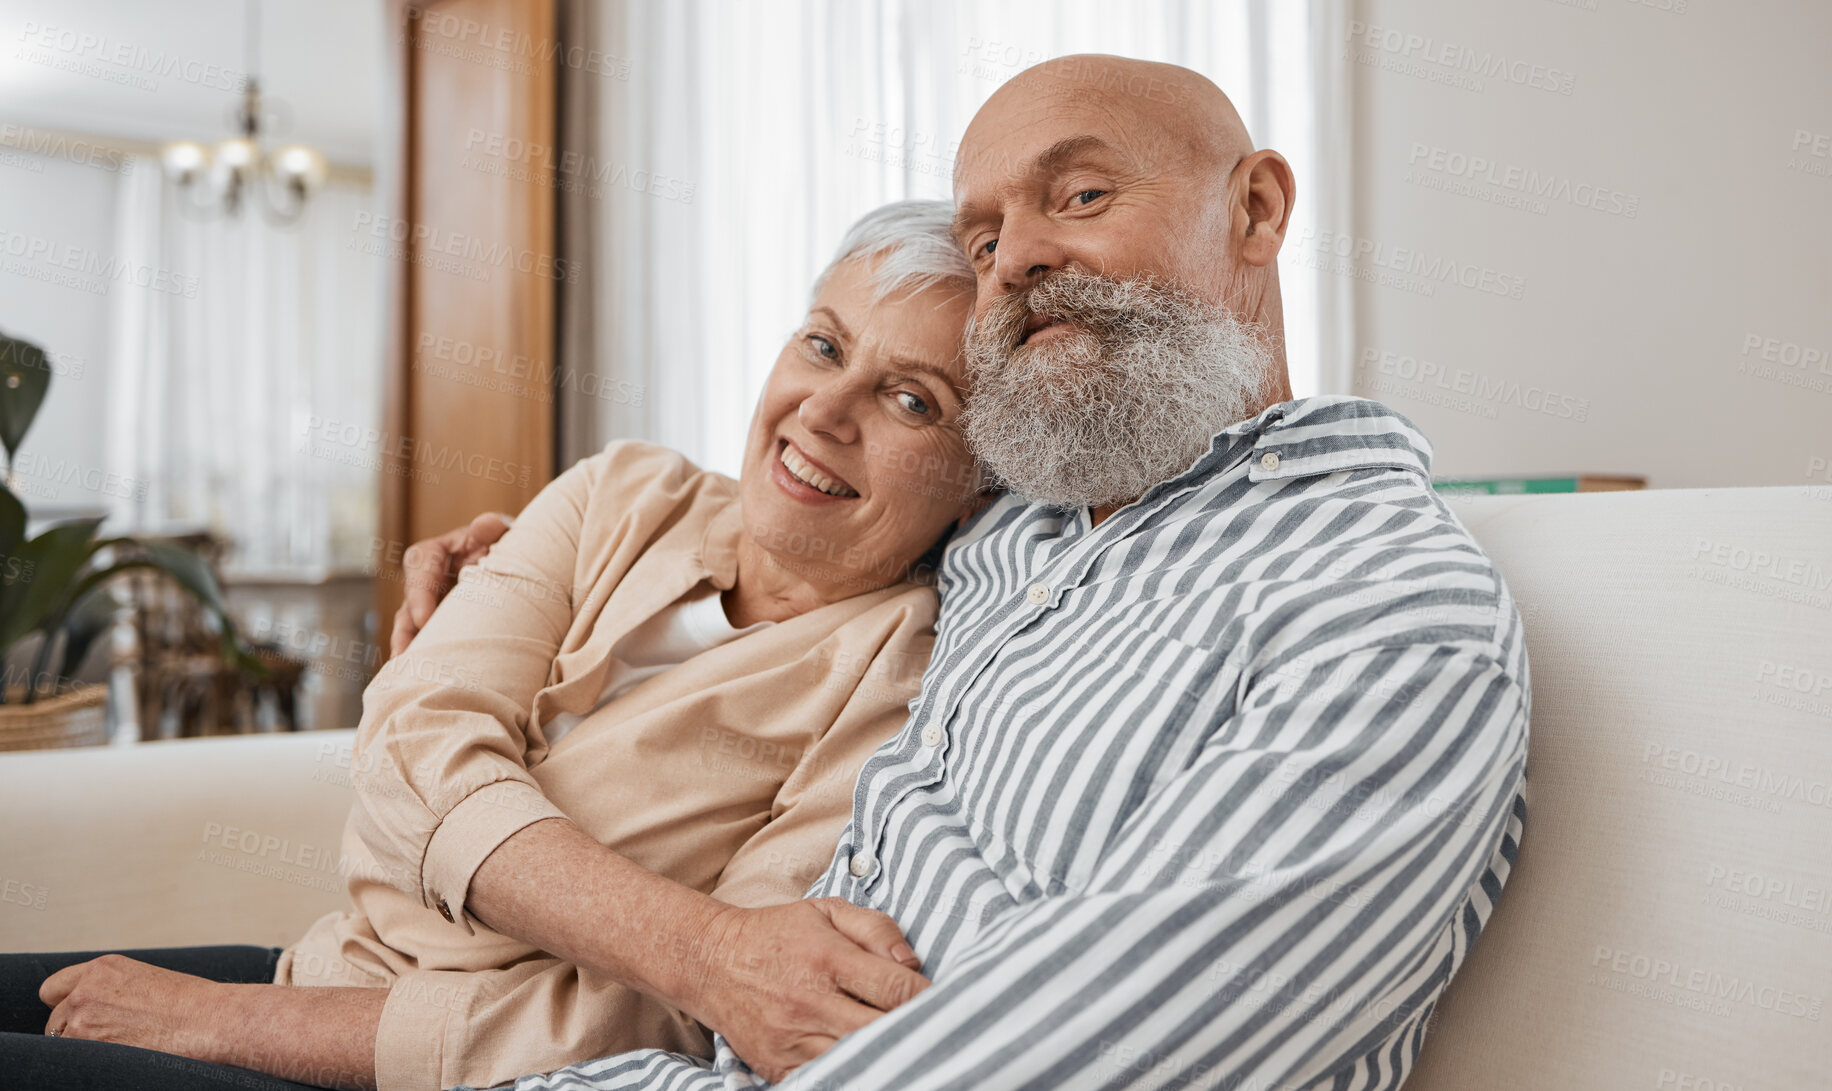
xmin=813 ymin=199 xmax=975 ymax=305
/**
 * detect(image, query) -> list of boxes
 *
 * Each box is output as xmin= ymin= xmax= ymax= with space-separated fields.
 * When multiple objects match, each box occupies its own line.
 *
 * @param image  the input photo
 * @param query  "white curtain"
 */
xmin=566 ymin=0 xmax=1352 ymax=477
xmin=106 ymin=159 xmax=380 ymax=573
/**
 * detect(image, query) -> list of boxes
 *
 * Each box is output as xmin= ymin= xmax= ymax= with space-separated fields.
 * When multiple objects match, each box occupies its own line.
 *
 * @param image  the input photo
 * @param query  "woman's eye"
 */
xmin=808 ymin=335 xmax=838 ymax=359
xmin=980 ymin=238 xmax=998 ymax=257
xmin=895 ymin=391 xmax=931 ymax=417
xmin=1074 ymin=189 xmax=1105 ymax=205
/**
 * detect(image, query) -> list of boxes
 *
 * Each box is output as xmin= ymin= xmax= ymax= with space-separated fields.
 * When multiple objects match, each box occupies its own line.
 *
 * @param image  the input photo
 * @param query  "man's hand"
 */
xmin=40 ymin=955 xmax=224 ymax=1063
xmin=390 ymin=512 xmax=513 ymax=656
xmin=688 ymin=898 xmax=930 ymax=1083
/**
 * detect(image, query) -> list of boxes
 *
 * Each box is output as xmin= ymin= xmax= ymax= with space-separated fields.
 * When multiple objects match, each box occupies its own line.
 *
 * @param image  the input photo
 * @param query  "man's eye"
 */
xmin=895 ymin=391 xmax=931 ymax=416
xmin=980 ymin=238 xmax=998 ymax=257
xmin=1074 ymin=189 xmax=1106 ymax=205
xmin=808 ymin=335 xmax=838 ymax=359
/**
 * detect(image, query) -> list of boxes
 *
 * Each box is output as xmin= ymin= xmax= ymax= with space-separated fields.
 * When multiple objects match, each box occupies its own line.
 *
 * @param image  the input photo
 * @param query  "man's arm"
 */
xmin=773 ymin=641 xmax=1527 ymax=1090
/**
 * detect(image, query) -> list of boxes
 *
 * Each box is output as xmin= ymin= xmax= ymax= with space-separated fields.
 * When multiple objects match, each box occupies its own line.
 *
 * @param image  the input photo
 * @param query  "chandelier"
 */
xmin=159 ymin=0 xmax=327 ymax=226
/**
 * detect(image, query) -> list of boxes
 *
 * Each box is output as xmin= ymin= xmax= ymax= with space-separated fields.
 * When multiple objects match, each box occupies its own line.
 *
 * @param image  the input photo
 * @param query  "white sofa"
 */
xmin=3 ymin=489 xmax=1829 ymax=1089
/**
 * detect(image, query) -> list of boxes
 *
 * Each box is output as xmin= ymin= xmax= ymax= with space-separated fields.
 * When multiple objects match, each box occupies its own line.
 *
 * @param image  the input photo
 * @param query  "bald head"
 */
xmin=959 ymin=55 xmax=1252 ymax=187
xmin=950 ymin=54 xmax=1295 ymax=392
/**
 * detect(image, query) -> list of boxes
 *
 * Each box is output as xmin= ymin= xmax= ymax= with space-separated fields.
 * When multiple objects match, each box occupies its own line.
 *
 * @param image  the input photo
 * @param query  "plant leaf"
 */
xmin=130 ymin=542 xmax=267 ymax=679
xmin=0 ymin=485 xmax=24 ymax=568
xmin=0 ymin=332 xmax=51 ymax=466
xmin=140 ymin=540 xmax=231 ymax=617
xmin=59 ymin=584 xmax=122 ymax=681
xmin=0 ymin=517 xmax=103 ymax=656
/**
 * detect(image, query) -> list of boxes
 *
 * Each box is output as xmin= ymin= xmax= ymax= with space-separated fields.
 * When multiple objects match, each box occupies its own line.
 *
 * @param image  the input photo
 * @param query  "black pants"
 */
xmin=0 ymin=945 xmax=332 ymax=1090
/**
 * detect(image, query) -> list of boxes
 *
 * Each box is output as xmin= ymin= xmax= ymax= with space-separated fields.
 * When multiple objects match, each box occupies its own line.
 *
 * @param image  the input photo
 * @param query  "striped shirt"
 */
xmin=483 ymin=396 xmax=1530 ymax=1091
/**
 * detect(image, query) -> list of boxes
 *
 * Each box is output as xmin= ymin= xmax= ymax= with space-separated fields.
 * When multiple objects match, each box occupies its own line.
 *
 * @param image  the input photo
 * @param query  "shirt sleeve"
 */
xmin=478 ymin=639 xmax=1526 ymax=1091
xmin=346 ymin=456 xmax=595 ymax=934
xmin=775 ymin=639 xmax=1528 ymax=1090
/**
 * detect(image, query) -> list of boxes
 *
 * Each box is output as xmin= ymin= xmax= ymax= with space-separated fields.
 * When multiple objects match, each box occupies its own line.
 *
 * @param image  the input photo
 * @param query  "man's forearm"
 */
xmin=467 ymin=816 xmax=728 ymax=1012
xmin=199 ymin=984 xmax=386 ymax=1091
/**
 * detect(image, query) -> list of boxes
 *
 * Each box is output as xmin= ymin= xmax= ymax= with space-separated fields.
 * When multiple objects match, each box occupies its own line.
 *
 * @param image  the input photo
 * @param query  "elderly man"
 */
xmin=433 ymin=54 xmax=1527 ymax=1091
xmin=403 ymin=55 xmax=1531 ymax=1091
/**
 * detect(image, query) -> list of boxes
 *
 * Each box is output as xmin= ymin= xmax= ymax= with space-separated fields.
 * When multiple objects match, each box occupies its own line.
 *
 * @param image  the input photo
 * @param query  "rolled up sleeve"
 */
xmin=347 ymin=458 xmax=592 ymax=933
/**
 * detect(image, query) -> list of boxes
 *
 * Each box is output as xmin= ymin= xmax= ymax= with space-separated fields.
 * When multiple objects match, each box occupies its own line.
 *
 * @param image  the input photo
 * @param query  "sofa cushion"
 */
xmin=0 ymin=729 xmax=357 ymax=951
xmin=1408 ymin=488 xmax=1832 ymax=1090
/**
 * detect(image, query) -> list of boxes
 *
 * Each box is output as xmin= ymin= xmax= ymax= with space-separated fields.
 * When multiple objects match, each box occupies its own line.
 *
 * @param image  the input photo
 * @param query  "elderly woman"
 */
xmin=1 ymin=201 xmax=980 ymax=1091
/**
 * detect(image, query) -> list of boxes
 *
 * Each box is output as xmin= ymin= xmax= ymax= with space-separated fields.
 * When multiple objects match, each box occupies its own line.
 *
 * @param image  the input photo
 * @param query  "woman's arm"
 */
xmin=41 ymin=833 xmax=923 ymax=1091
xmin=41 ymin=955 xmax=386 ymax=1090
xmin=48 ymin=449 xmax=930 ymax=1087
xmin=467 ymin=816 xmax=928 ymax=1083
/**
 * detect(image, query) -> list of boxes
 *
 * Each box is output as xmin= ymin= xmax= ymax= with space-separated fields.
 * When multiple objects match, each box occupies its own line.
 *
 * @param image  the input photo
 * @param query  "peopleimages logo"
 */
xmin=1345 ymin=20 xmax=1577 ymax=95
xmin=1292 ymin=228 xmax=1526 ymax=300
xmin=0 ymin=227 xmax=198 ymax=297
xmin=1358 ymin=346 xmax=1590 ymax=421
xmin=348 ymin=212 xmax=578 ymax=283
xmin=1642 ymin=739 xmax=1832 ymax=809
xmin=13 ymin=20 xmax=248 ymax=92
xmin=1590 ymin=944 xmax=1822 ymax=1020
xmin=462 ymin=129 xmax=694 ymax=204
xmin=1405 ymin=143 xmax=1639 ymax=217
xmin=0 ymin=123 xmax=134 ymax=174
xmin=1691 ymin=539 xmax=1832 ymax=593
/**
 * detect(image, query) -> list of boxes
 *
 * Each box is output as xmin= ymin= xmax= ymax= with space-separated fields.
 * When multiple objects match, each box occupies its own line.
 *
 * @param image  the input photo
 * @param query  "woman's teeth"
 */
xmin=780 ymin=445 xmax=858 ymax=497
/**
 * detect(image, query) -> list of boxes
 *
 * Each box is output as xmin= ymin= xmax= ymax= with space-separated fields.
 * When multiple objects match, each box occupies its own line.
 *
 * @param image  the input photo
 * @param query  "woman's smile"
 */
xmin=771 ymin=438 xmax=861 ymax=502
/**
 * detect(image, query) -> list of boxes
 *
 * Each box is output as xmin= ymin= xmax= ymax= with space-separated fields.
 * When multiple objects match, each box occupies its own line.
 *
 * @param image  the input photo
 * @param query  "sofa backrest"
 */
xmin=1407 ymin=487 xmax=1832 ymax=1090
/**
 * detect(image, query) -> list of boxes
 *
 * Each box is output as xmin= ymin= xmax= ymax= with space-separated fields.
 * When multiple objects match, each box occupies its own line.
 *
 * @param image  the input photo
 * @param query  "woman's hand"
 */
xmin=40 ymin=954 xmax=223 ymax=1061
xmin=41 ymin=955 xmax=386 ymax=1089
xmin=684 ymin=898 xmax=931 ymax=1083
xmin=389 ymin=511 xmax=513 ymax=655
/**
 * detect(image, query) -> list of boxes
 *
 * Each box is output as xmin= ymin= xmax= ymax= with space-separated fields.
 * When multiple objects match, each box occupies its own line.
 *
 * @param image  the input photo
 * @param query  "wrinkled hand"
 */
xmin=40 ymin=955 xmax=222 ymax=1061
xmin=688 ymin=898 xmax=930 ymax=1083
xmin=390 ymin=512 xmax=514 ymax=656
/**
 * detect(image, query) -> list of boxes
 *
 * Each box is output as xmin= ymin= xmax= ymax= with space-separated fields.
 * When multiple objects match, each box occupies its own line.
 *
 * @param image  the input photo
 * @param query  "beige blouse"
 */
xmin=276 ymin=441 xmax=937 ymax=1091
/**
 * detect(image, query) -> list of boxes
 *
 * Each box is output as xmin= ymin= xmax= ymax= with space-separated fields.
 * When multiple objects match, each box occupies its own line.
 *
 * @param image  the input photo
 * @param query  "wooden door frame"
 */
xmin=375 ymin=0 xmax=559 ymax=653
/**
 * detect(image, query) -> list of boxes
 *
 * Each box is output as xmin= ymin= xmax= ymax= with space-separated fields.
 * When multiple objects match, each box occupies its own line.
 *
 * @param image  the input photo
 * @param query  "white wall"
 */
xmin=0 ymin=148 xmax=121 ymax=511
xmin=1342 ymin=0 xmax=1831 ymax=488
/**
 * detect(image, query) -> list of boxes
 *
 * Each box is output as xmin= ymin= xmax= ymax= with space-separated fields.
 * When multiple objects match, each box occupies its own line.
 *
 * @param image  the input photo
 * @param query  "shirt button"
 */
xmin=1026 ymin=583 xmax=1050 ymax=606
xmin=921 ymin=725 xmax=943 ymax=747
xmin=1259 ymin=451 xmax=1281 ymax=472
xmin=849 ymin=853 xmax=875 ymax=878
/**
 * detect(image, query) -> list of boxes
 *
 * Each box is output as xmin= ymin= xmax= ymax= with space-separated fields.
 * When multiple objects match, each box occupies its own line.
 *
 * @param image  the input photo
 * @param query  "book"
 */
xmin=1432 ymin=474 xmax=1647 ymax=495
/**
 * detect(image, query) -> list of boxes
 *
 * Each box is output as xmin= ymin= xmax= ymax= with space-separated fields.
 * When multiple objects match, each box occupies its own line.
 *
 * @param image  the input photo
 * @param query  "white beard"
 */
xmin=961 ymin=271 xmax=1274 ymax=510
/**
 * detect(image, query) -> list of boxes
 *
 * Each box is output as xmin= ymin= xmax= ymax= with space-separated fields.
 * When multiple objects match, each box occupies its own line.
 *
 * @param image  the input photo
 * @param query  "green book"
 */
xmin=1433 ymin=474 xmax=1646 ymax=495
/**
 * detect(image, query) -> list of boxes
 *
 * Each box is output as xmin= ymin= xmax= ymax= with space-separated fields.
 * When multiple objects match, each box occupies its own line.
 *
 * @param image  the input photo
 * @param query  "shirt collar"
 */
xmin=1237 ymin=396 xmax=1434 ymax=484
xmin=1164 ymin=395 xmax=1432 ymax=486
xmin=1098 ymin=396 xmax=1433 ymax=527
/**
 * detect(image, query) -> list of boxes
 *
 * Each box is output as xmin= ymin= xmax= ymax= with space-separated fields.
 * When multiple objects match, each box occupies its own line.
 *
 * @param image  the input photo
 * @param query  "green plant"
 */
xmin=0 ymin=329 xmax=259 ymax=705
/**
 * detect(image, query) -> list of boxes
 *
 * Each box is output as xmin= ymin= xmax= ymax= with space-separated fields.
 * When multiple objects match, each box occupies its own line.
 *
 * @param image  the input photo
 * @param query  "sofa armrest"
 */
xmin=0 ymin=730 xmax=357 ymax=952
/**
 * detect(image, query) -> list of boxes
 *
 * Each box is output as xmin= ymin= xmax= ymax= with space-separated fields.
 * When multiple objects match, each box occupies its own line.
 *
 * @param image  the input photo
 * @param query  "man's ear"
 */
xmin=1236 ymin=149 xmax=1295 ymax=267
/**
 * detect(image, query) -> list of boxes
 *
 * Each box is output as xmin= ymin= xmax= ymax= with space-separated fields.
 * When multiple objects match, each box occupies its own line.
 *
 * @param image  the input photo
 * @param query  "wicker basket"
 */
xmin=0 ymin=685 xmax=109 ymax=752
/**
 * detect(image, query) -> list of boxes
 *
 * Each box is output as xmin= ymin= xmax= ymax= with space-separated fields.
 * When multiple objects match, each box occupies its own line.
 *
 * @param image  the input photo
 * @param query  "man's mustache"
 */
xmin=967 ymin=271 xmax=1133 ymax=358
xmin=967 ymin=271 xmax=1187 ymax=361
